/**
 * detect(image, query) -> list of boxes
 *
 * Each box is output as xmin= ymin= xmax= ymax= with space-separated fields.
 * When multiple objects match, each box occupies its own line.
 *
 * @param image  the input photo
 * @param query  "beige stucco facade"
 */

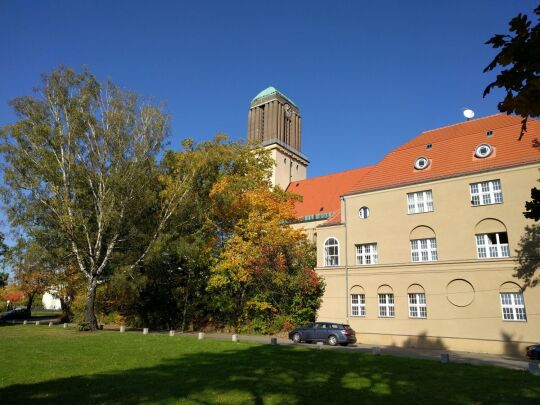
xmin=266 ymin=144 xmax=308 ymax=190
xmin=315 ymin=163 xmax=540 ymax=355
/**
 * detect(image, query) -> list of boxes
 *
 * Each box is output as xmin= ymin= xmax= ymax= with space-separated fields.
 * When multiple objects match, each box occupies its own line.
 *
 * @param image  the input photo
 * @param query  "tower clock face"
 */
xmin=284 ymin=103 xmax=292 ymax=118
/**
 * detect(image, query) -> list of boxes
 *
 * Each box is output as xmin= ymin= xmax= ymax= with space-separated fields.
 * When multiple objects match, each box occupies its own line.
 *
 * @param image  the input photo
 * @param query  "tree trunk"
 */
xmin=26 ymin=292 xmax=35 ymax=312
xmin=83 ymin=277 xmax=99 ymax=330
xmin=60 ymin=297 xmax=73 ymax=323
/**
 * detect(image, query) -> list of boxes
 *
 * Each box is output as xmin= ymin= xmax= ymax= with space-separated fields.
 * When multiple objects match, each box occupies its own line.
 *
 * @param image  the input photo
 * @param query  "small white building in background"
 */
xmin=42 ymin=291 xmax=61 ymax=310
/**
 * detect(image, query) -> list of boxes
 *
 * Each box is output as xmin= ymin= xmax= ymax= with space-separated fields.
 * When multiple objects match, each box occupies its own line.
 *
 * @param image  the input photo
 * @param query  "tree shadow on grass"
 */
xmin=1 ymin=343 xmax=539 ymax=404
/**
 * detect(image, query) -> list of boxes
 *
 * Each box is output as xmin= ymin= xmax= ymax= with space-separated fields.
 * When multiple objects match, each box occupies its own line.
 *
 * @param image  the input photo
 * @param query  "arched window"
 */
xmin=410 ymin=226 xmax=437 ymax=262
xmin=324 ymin=237 xmax=339 ymax=266
xmin=474 ymin=219 xmax=509 ymax=258
xmin=377 ymin=285 xmax=394 ymax=318
xmin=407 ymin=284 xmax=427 ymax=319
xmin=499 ymin=282 xmax=526 ymax=321
xmin=350 ymin=285 xmax=365 ymax=317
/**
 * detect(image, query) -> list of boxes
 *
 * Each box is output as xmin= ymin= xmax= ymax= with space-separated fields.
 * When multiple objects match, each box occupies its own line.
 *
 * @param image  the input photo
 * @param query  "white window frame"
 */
xmin=476 ymin=232 xmax=509 ymax=259
xmin=324 ymin=237 xmax=339 ymax=267
xmin=351 ymin=294 xmax=366 ymax=317
xmin=378 ymin=293 xmax=395 ymax=317
xmin=470 ymin=179 xmax=503 ymax=206
xmin=407 ymin=190 xmax=434 ymax=214
xmin=500 ymin=292 xmax=527 ymax=321
xmin=410 ymin=238 xmax=438 ymax=262
xmin=355 ymin=243 xmax=378 ymax=265
xmin=408 ymin=293 xmax=427 ymax=318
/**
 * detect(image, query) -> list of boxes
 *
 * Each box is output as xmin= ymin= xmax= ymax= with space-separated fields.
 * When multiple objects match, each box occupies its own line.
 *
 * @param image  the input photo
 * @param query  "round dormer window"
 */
xmin=475 ymin=143 xmax=493 ymax=158
xmin=359 ymin=206 xmax=370 ymax=219
xmin=414 ymin=157 xmax=430 ymax=170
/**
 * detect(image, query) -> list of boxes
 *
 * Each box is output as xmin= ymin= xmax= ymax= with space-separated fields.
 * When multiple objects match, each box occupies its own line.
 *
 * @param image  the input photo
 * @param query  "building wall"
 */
xmin=315 ymin=163 xmax=540 ymax=354
xmin=267 ymin=146 xmax=307 ymax=190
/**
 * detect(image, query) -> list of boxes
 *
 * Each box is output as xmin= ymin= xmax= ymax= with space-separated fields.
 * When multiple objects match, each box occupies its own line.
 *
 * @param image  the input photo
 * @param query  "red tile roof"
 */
xmin=286 ymin=166 xmax=372 ymax=219
xmin=346 ymin=114 xmax=540 ymax=196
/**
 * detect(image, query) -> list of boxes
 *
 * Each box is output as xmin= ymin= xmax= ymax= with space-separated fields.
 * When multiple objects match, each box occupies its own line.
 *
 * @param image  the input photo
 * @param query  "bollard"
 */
xmin=35 ymin=321 xmax=40 ymax=326
xmin=198 ymin=332 xmax=205 ymax=340
xmin=316 ymin=341 xmax=324 ymax=349
xmin=23 ymin=320 xmax=27 ymax=325
xmin=169 ymin=330 xmax=175 ymax=337
xmin=120 ymin=326 xmax=126 ymax=333
xmin=232 ymin=334 xmax=239 ymax=342
xmin=440 ymin=353 xmax=450 ymax=364
xmin=143 ymin=328 xmax=149 ymax=335
xmin=48 ymin=322 xmax=53 ymax=327
xmin=11 ymin=320 xmax=15 ymax=325
xmin=529 ymin=362 xmax=540 ymax=374
xmin=63 ymin=323 xmax=68 ymax=329
xmin=372 ymin=347 xmax=381 ymax=356
xmin=270 ymin=337 xmax=277 ymax=345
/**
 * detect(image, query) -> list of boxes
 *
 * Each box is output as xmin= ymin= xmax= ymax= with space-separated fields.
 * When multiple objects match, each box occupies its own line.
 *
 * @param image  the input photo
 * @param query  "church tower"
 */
xmin=247 ymin=87 xmax=308 ymax=189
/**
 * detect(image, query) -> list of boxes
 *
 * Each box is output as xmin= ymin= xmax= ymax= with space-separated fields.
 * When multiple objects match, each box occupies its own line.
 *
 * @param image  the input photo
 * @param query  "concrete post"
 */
xmin=35 ymin=321 xmax=40 ymax=326
xmin=440 ymin=353 xmax=450 ymax=363
xmin=169 ymin=330 xmax=175 ymax=337
xmin=372 ymin=347 xmax=381 ymax=355
xmin=198 ymin=332 xmax=205 ymax=340
xmin=528 ymin=362 xmax=539 ymax=374
xmin=143 ymin=328 xmax=149 ymax=335
xmin=120 ymin=326 xmax=126 ymax=333
xmin=48 ymin=322 xmax=53 ymax=327
xmin=232 ymin=334 xmax=239 ymax=342
xmin=23 ymin=320 xmax=27 ymax=325
xmin=63 ymin=323 xmax=68 ymax=329
xmin=316 ymin=342 xmax=324 ymax=349
xmin=270 ymin=337 xmax=277 ymax=345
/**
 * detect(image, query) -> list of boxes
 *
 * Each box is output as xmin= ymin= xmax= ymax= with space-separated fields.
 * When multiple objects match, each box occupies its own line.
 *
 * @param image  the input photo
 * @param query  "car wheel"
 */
xmin=292 ymin=332 xmax=302 ymax=343
xmin=328 ymin=335 xmax=338 ymax=346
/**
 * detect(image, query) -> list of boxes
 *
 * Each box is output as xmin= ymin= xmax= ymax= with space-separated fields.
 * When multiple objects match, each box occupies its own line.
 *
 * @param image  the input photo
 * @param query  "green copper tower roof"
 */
xmin=252 ymin=86 xmax=297 ymax=107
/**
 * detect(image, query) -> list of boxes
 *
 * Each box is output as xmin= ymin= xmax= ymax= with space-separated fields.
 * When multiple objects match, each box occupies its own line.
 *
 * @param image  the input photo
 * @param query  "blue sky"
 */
xmin=0 ymin=1 xmax=536 ymax=177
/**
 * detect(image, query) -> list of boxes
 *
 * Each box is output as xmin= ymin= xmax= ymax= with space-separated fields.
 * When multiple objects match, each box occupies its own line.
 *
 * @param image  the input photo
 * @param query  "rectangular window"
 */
xmin=408 ymin=293 xmax=427 ymax=318
xmin=470 ymin=180 xmax=503 ymax=206
xmin=407 ymin=190 xmax=434 ymax=214
xmin=476 ymin=232 xmax=509 ymax=258
xmin=410 ymin=238 xmax=438 ymax=262
xmin=351 ymin=294 xmax=366 ymax=317
xmin=355 ymin=243 xmax=378 ymax=265
xmin=500 ymin=293 xmax=527 ymax=321
xmin=378 ymin=293 xmax=395 ymax=317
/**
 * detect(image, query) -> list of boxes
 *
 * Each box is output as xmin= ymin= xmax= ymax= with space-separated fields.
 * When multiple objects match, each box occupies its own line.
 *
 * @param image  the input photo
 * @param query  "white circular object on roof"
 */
xmin=414 ymin=157 xmax=430 ymax=170
xmin=475 ymin=143 xmax=493 ymax=158
xmin=463 ymin=109 xmax=475 ymax=119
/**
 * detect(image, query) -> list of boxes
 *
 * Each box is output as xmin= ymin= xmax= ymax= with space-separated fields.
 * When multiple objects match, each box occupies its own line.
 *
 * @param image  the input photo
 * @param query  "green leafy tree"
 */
xmin=1 ymin=67 xmax=168 ymax=329
xmin=483 ymin=4 xmax=540 ymax=139
xmin=208 ymin=185 xmax=323 ymax=333
xmin=101 ymin=136 xmax=274 ymax=330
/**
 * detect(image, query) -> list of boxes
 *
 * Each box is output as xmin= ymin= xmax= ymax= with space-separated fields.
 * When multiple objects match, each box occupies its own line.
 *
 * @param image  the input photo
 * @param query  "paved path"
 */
xmin=184 ymin=332 xmax=533 ymax=371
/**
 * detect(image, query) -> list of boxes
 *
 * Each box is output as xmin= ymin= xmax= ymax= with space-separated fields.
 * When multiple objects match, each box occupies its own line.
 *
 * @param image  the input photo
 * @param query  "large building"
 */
xmin=248 ymin=87 xmax=540 ymax=355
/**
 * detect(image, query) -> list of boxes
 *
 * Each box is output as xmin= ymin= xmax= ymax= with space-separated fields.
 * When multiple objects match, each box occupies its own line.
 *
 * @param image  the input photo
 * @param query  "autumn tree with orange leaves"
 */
xmin=208 ymin=183 xmax=323 ymax=333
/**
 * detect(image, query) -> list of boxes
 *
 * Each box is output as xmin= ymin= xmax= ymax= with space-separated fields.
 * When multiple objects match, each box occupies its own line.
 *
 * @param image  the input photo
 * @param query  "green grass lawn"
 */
xmin=0 ymin=326 xmax=538 ymax=404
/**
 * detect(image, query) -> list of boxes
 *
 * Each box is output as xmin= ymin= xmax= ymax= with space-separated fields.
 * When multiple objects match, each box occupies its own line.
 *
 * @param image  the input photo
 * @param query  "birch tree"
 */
xmin=1 ymin=67 xmax=171 ymax=329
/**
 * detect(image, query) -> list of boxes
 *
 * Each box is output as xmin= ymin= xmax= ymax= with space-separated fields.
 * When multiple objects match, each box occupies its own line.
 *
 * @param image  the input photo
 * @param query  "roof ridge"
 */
xmin=292 ymin=165 xmax=372 ymax=185
xmin=392 ymin=119 xmax=526 ymax=154
xmin=420 ymin=112 xmax=507 ymax=134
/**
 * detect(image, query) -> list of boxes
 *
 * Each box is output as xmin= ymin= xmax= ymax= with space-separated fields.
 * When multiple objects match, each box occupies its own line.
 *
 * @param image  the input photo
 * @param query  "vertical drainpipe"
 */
xmin=341 ymin=196 xmax=349 ymax=322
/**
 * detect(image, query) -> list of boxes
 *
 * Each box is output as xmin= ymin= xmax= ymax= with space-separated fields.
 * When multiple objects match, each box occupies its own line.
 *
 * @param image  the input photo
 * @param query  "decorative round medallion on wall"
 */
xmin=446 ymin=279 xmax=475 ymax=307
xmin=414 ymin=157 xmax=430 ymax=170
xmin=475 ymin=143 xmax=493 ymax=158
